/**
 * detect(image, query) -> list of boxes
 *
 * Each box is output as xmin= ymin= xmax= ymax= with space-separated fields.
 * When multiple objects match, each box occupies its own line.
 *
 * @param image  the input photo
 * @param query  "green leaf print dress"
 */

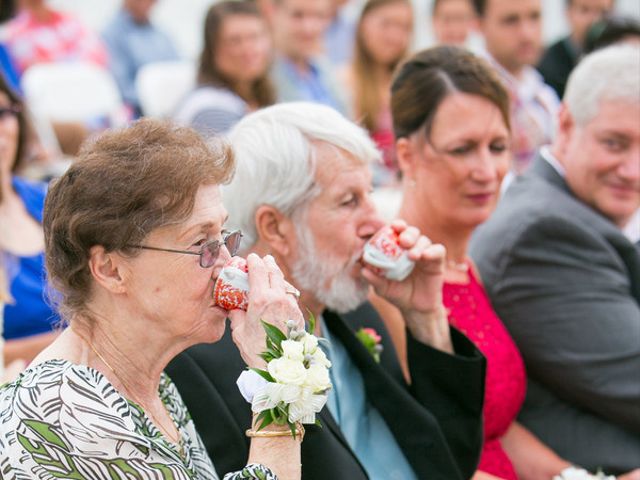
xmin=0 ymin=359 xmax=277 ymax=480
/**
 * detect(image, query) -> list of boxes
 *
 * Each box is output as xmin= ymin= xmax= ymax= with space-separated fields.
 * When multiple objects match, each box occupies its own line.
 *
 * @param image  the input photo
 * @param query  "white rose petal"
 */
xmin=301 ymin=333 xmax=318 ymax=354
xmin=280 ymin=340 xmax=305 ymax=361
xmin=279 ymin=384 xmax=302 ymax=404
xmin=305 ymin=363 xmax=331 ymax=392
xmin=268 ymin=357 xmax=307 ymax=385
xmin=312 ymin=348 xmax=332 ymax=368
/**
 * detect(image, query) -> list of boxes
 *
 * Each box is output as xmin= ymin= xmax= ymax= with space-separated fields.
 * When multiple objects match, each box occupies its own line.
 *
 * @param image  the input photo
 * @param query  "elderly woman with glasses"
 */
xmin=0 ymin=119 xmax=305 ymax=480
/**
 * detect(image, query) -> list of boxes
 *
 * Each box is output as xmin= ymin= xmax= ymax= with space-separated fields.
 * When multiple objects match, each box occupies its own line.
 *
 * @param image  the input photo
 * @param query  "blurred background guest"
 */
xmin=3 ymin=0 xmax=112 ymax=158
xmin=253 ymin=0 xmax=276 ymax=25
xmin=0 ymin=253 xmax=8 ymax=378
xmin=341 ymin=0 xmax=413 ymax=187
xmin=0 ymin=75 xmax=59 ymax=368
xmin=324 ymin=0 xmax=358 ymax=66
xmin=0 ymin=48 xmax=19 ymax=95
xmin=0 ymin=0 xmax=17 ymax=24
xmin=473 ymin=0 xmax=559 ymax=175
xmin=0 ymin=253 xmax=27 ymax=383
xmin=102 ymin=0 xmax=180 ymax=117
xmin=431 ymin=0 xmax=477 ymax=46
xmin=0 ymin=0 xmax=20 ymax=93
xmin=584 ymin=13 xmax=640 ymax=52
xmin=537 ymin=0 xmax=613 ymax=99
xmin=4 ymin=0 xmax=108 ymax=75
xmin=471 ymin=44 xmax=640 ymax=475
xmin=375 ymin=45 xmax=575 ymax=480
xmin=174 ymin=0 xmax=274 ymax=137
xmin=270 ymin=0 xmax=347 ymax=114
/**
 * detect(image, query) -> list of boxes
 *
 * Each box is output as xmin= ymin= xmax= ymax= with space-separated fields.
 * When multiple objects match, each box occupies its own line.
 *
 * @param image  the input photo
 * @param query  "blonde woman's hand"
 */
xmin=228 ymin=253 xmax=304 ymax=369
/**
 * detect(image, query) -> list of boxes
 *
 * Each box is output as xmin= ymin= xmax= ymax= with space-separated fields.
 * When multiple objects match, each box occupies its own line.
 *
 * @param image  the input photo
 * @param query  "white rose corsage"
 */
xmin=554 ymin=467 xmax=616 ymax=480
xmin=239 ymin=316 xmax=331 ymax=437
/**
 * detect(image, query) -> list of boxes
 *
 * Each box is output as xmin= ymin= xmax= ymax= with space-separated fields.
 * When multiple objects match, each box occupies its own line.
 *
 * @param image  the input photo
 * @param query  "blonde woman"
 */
xmin=341 ymin=0 xmax=413 ymax=186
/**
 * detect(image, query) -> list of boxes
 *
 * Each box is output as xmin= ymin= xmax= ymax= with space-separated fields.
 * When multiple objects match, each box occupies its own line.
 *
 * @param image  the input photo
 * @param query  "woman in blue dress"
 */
xmin=0 ymin=73 xmax=60 ymax=367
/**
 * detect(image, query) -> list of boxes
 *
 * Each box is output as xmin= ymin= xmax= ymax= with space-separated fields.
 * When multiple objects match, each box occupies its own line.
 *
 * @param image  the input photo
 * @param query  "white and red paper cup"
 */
xmin=362 ymin=226 xmax=415 ymax=281
xmin=213 ymin=256 xmax=301 ymax=311
xmin=213 ymin=257 xmax=250 ymax=311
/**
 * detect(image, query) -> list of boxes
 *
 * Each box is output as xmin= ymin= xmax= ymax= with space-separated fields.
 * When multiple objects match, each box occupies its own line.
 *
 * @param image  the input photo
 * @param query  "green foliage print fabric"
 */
xmin=0 ymin=359 xmax=276 ymax=480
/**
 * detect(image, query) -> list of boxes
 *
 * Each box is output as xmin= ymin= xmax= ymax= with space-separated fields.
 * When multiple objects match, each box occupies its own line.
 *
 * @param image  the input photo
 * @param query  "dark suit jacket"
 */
xmin=166 ymin=302 xmax=486 ymax=480
xmin=537 ymin=36 xmax=579 ymax=99
xmin=470 ymin=153 xmax=640 ymax=473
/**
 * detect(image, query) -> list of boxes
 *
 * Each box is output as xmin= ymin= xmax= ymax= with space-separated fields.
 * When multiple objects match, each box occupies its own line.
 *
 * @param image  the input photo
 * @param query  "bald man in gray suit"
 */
xmin=471 ymin=45 xmax=640 ymax=474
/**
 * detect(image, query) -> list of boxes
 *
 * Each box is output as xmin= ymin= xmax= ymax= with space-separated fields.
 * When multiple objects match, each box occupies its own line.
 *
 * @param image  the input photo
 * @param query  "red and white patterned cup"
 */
xmin=213 ymin=256 xmax=250 ymax=311
xmin=362 ymin=226 xmax=415 ymax=281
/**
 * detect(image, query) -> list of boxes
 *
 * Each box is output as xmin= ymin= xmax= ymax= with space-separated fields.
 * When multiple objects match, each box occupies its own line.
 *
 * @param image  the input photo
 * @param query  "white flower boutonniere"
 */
xmin=250 ymin=316 xmax=332 ymax=436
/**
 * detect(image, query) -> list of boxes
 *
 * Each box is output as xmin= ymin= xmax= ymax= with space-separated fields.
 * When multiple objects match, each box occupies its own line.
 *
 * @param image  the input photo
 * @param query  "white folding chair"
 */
xmin=135 ymin=60 xmax=196 ymax=118
xmin=21 ymin=62 xmax=126 ymax=127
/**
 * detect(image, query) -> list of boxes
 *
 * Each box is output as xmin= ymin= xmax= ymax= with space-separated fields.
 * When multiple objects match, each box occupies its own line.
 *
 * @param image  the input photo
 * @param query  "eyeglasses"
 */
xmin=0 ymin=105 xmax=21 ymax=120
xmin=126 ymin=230 xmax=243 ymax=268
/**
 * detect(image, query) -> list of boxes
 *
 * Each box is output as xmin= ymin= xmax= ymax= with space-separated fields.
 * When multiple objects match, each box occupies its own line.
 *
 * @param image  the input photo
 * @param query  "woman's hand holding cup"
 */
xmin=227 ymin=253 xmax=304 ymax=369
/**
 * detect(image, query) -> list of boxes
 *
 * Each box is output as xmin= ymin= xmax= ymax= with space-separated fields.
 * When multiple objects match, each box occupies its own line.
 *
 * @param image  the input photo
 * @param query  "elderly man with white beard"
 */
xmin=166 ymin=102 xmax=487 ymax=480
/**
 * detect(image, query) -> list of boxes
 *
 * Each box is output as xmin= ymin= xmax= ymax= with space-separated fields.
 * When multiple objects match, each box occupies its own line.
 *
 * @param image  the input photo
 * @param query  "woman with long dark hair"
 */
xmin=174 ymin=0 xmax=274 ymax=137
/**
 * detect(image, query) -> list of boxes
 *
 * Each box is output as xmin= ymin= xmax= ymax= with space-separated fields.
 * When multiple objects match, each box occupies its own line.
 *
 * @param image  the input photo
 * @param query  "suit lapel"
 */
xmin=530 ymin=153 xmax=640 ymax=304
xmin=316 ymin=400 xmax=351 ymax=451
xmin=323 ymin=310 xmax=436 ymax=478
xmin=324 ymin=310 xmax=388 ymax=380
xmin=529 ymin=151 xmax=570 ymax=193
xmin=342 ymin=303 xmax=406 ymax=383
xmin=609 ymin=233 xmax=640 ymax=304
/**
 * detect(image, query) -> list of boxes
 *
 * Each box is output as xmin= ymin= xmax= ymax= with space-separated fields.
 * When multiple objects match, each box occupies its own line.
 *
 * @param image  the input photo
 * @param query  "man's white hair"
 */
xmin=564 ymin=44 xmax=640 ymax=126
xmin=223 ymin=102 xmax=381 ymax=250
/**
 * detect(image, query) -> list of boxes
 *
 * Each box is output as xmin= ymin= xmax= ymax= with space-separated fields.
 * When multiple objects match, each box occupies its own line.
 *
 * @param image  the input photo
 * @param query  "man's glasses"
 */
xmin=126 ymin=230 xmax=243 ymax=268
xmin=0 ymin=105 xmax=21 ymax=120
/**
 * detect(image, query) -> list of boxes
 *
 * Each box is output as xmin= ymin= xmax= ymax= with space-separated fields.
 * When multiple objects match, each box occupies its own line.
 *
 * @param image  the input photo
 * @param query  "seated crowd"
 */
xmin=0 ymin=0 xmax=639 ymax=479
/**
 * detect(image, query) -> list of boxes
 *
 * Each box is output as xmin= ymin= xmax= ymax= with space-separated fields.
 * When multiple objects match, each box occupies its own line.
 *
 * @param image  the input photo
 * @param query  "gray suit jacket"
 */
xmin=470 ymin=153 xmax=640 ymax=473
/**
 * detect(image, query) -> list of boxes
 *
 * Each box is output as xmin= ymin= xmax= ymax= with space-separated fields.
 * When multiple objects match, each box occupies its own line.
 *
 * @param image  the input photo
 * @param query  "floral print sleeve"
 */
xmin=0 ymin=359 xmax=277 ymax=480
xmin=224 ymin=464 xmax=275 ymax=480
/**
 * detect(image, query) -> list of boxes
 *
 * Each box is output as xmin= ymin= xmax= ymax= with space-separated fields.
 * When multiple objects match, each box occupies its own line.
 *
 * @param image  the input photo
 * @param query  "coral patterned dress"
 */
xmin=443 ymin=265 xmax=526 ymax=480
